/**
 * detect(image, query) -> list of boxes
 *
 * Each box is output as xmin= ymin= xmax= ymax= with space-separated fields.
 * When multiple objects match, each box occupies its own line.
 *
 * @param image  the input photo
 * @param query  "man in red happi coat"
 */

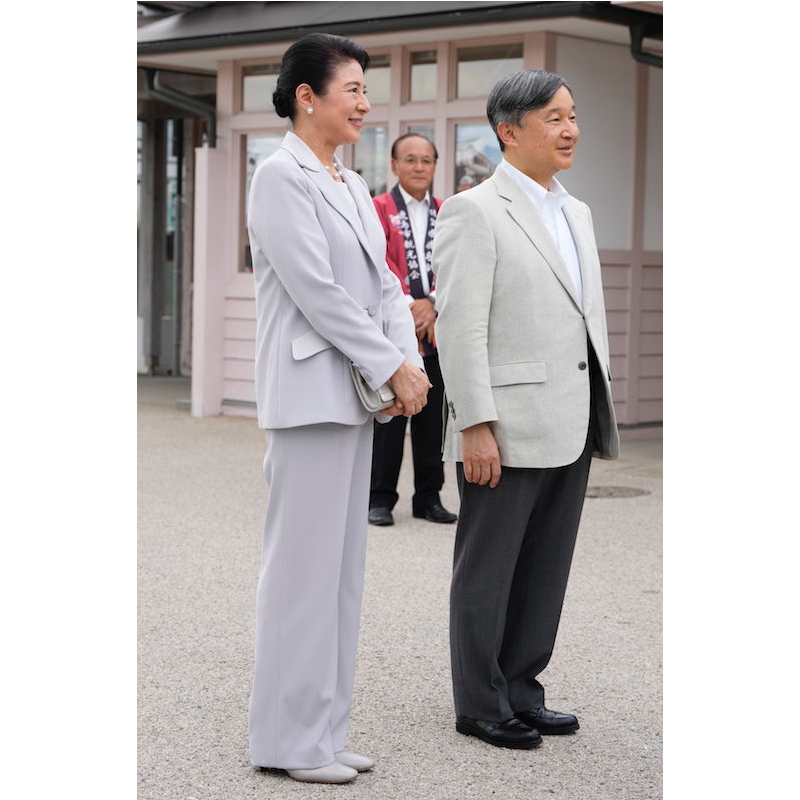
xmin=369 ymin=133 xmax=457 ymax=527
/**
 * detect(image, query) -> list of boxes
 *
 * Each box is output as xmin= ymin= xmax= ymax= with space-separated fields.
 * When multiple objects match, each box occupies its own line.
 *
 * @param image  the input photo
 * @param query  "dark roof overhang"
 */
xmin=138 ymin=1 xmax=662 ymax=68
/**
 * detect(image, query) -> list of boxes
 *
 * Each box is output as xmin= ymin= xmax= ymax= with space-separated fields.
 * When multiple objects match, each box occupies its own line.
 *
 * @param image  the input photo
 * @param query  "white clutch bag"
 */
xmin=349 ymin=363 xmax=396 ymax=413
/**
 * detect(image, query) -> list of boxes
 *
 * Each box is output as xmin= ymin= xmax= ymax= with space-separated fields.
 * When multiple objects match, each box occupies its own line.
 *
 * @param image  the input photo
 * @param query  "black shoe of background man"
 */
xmin=368 ymin=507 xmax=394 ymax=526
xmin=412 ymin=503 xmax=457 ymax=524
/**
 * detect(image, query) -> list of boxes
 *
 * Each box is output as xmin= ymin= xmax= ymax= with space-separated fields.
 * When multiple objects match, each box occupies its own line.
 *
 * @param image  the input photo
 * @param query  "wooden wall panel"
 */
xmin=223 ymin=379 xmax=256 ymax=403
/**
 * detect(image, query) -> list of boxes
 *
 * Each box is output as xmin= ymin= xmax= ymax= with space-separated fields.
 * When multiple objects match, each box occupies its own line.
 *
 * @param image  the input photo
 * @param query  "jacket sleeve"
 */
xmin=431 ymin=192 xmax=499 ymax=431
xmin=249 ymin=158 xmax=405 ymax=390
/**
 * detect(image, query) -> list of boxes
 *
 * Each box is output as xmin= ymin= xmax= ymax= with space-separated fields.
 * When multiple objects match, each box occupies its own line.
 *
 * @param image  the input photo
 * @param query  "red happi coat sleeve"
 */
xmin=373 ymin=193 xmax=411 ymax=295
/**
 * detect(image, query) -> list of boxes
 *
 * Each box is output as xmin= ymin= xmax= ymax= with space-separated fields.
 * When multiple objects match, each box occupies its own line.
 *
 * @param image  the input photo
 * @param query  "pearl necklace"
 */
xmin=323 ymin=163 xmax=343 ymax=182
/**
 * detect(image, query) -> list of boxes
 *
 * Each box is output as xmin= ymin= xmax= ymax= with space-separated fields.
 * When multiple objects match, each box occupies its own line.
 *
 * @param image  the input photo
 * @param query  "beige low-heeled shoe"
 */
xmin=335 ymin=750 xmax=375 ymax=771
xmin=285 ymin=762 xmax=358 ymax=783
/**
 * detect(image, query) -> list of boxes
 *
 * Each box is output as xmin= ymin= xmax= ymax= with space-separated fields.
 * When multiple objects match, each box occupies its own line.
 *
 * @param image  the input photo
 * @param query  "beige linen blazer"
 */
xmin=432 ymin=166 xmax=619 ymax=468
xmin=248 ymin=132 xmax=422 ymax=429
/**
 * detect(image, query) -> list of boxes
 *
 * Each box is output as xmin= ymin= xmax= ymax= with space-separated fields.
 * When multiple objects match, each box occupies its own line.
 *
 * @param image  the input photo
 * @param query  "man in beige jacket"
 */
xmin=432 ymin=70 xmax=619 ymax=750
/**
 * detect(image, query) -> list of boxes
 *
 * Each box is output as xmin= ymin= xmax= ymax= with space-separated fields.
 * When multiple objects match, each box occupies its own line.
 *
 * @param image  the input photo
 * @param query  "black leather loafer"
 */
xmin=455 ymin=716 xmax=542 ymax=749
xmin=515 ymin=707 xmax=580 ymax=735
xmin=368 ymin=507 xmax=394 ymax=526
xmin=412 ymin=503 xmax=458 ymax=523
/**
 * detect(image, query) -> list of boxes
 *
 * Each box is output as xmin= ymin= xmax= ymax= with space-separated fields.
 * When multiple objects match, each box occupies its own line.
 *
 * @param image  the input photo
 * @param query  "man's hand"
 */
xmin=461 ymin=422 xmax=501 ymax=487
xmin=388 ymin=359 xmax=432 ymax=417
xmin=420 ymin=320 xmax=437 ymax=348
xmin=410 ymin=298 xmax=436 ymax=336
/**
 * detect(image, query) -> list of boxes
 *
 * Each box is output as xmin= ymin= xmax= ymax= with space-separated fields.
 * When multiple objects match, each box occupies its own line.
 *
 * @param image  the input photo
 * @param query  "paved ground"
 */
xmin=138 ymin=376 xmax=662 ymax=800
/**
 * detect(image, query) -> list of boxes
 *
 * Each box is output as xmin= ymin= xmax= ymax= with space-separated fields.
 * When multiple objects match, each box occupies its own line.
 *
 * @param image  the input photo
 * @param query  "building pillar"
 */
xmin=191 ymin=146 xmax=228 ymax=417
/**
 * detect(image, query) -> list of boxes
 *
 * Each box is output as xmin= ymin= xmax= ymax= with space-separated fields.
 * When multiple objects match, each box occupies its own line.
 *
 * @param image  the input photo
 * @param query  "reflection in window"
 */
xmin=366 ymin=54 xmax=391 ymax=104
xmin=354 ymin=127 xmax=389 ymax=196
xmin=164 ymin=119 xmax=182 ymax=318
xmin=410 ymin=50 xmax=436 ymax=101
xmin=242 ymin=133 xmax=285 ymax=271
xmin=457 ymin=43 xmax=523 ymax=99
xmin=243 ymin=64 xmax=281 ymax=112
xmin=407 ymin=123 xmax=436 ymax=146
xmin=454 ymin=122 xmax=501 ymax=194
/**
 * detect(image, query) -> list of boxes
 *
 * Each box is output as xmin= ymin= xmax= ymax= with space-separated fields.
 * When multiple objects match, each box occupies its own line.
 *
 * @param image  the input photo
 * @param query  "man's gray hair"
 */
xmin=487 ymin=70 xmax=572 ymax=151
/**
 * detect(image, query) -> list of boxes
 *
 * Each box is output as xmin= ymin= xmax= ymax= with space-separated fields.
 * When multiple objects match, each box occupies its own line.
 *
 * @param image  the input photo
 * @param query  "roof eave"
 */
xmin=137 ymin=1 xmax=663 ymax=56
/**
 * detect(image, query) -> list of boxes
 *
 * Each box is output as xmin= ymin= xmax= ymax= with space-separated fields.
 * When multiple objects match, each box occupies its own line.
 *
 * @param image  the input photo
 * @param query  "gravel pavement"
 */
xmin=138 ymin=376 xmax=662 ymax=800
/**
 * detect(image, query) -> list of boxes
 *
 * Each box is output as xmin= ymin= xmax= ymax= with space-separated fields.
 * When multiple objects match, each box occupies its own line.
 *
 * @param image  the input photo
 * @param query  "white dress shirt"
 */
xmin=397 ymin=184 xmax=434 ymax=302
xmin=497 ymin=158 xmax=583 ymax=309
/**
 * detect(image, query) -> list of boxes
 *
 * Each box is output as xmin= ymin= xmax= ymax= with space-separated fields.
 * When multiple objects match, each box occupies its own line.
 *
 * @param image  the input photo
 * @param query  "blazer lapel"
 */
xmin=562 ymin=198 xmax=596 ymax=315
xmin=281 ymin=132 xmax=383 ymax=271
xmin=491 ymin=169 xmax=583 ymax=313
xmin=340 ymin=170 xmax=388 ymax=270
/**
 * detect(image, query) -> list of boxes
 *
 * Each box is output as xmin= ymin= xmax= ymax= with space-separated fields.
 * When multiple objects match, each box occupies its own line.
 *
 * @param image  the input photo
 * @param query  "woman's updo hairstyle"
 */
xmin=273 ymin=33 xmax=370 ymax=120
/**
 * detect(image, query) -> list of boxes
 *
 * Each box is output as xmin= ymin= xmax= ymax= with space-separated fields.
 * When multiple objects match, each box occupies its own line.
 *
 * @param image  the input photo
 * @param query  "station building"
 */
xmin=137 ymin=1 xmax=663 ymax=433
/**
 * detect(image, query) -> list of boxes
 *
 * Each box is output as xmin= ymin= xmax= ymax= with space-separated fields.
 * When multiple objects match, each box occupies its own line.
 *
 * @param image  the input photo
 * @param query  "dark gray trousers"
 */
xmin=449 ymin=432 xmax=593 ymax=721
xmin=449 ymin=337 xmax=610 ymax=722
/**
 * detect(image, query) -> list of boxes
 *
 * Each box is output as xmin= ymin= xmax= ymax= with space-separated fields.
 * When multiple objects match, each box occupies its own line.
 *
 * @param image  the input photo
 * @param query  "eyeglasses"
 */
xmin=398 ymin=156 xmax=436 ymax=166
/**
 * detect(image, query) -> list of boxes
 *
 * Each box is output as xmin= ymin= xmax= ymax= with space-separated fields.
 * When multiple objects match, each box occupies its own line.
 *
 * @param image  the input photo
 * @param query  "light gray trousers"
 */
xmin=249 ymin=422 xmax=373 ymax=769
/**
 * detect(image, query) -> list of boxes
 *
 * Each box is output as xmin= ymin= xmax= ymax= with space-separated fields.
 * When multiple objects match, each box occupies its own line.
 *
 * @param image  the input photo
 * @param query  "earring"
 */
xmin=306 ymin=106 xmax=314 ymax=115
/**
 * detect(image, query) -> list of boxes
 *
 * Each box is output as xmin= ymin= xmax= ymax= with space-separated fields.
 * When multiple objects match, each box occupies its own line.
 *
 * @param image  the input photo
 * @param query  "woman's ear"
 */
xmin=295 ymin=83 xmax=314 ymax=112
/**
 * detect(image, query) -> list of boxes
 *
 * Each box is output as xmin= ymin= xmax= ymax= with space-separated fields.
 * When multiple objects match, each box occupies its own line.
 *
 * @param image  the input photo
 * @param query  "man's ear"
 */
xmin=496 ymin=121 xmax=517 ymax=150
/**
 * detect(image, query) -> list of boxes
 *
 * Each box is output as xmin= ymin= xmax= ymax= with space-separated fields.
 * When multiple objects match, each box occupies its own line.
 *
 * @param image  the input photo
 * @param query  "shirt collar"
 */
xmin=398 ymin=184 xmax=430 ymax=208
xmin=498 ymin=158 xmax=569 ymax=210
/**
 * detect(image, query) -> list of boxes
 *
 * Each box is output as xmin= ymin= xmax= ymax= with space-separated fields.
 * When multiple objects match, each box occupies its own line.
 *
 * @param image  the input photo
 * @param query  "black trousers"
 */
xmin=449 ymin=343 xmax=605 ymax=720
xmin=369 ymin=352 xmax=445 ymax=513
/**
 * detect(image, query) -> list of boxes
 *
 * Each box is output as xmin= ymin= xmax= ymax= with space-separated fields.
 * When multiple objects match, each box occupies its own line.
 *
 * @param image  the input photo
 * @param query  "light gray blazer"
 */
xmin=432 ymin=166 xmax=619 ymax=469
xmin=248 ymin=131 xmax=422 ymax=429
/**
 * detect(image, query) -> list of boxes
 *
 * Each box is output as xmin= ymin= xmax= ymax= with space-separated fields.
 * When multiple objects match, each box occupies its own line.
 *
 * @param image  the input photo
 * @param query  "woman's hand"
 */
xmin=388 ymin=359 xmax=432 ymax=417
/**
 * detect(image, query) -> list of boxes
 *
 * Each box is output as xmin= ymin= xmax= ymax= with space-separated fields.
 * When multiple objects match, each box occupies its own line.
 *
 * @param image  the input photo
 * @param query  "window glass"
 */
xmin=454 ymin=122 xmax=501 ymax=193
xmin=644 ymin=65 xmax=663 ymax=251
xmin=242 ymin=132 xmax=285 ymax=271
xmin=456 ymin=43 xmax=523 ymax=98
xmin=366 ymin=54 xmax=391 ymax=104
xmin=407 ymin=123 xmax=436 ymax=144
xmin=137 ymin=121 xmax=144 ymax=226
xmin=410 ymin=50 xmax=437 ymax=101
xmin=243 ymin=64 xmax=281 ymax=112
xmin=353 ymin=126 xmax=389 ymax=196
xmin=164 ymin=119 xmax=180 ymax=317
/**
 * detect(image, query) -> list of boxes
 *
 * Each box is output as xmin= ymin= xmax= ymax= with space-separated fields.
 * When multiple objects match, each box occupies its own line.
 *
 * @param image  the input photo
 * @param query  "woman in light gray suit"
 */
xmin=246 ymin=34 xmax=430 ymax=785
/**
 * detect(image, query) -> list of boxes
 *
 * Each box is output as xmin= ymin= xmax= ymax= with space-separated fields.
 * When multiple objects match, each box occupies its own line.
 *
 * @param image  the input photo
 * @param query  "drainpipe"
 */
xmin=629 ymin=21 xmax=663 ymax=69
xmin=143 ymin=68 xmax=216 ymax=146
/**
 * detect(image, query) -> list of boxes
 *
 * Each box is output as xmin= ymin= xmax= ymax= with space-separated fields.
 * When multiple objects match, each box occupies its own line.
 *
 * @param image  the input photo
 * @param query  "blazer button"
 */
xmin=578 ymin=361 xmax=587 ymax=370
xmin=367 ymin=305 xmax=377 ymax=316
xmin=449 ymin=400 xmax=456 ymax=419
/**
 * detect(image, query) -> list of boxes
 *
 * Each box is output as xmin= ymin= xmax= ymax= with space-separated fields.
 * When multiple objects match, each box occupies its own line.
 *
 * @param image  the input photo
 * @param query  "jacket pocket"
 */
xmin=291 ymin=329 xmax=334 ymax=360
xmin=489 ymin=360 xmax=547 ymax=386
